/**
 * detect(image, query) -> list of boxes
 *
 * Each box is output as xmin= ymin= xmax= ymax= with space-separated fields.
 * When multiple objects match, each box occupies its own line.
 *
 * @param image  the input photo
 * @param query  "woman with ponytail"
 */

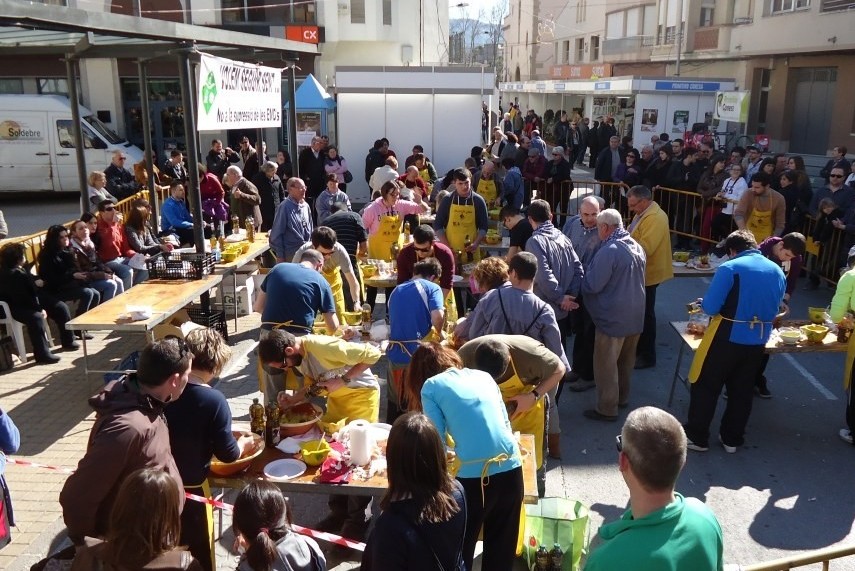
xmin=232 ymin=481 xmax=326 ymax=571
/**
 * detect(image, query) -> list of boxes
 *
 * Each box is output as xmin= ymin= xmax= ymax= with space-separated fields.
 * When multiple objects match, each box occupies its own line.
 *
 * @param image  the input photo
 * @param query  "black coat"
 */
xmin=205 ymin=149 xmax=239 ymax=180
xmin=104 ymin=164 xmax=139 ymax=200
xmin=0 ymin=267 xmax=42 ymax=312
xmin=298 ymin=148 xmax=326 ymax=198
xmin=253 ymin=172 xmax=285 ymax=232
xmin=594 ymin=147 xmax=625 ymax=182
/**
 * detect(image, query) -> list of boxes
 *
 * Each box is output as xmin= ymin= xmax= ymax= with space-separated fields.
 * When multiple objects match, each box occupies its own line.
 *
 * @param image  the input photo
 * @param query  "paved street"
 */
xmin=2 ymin=214 xmax=855 ymax=569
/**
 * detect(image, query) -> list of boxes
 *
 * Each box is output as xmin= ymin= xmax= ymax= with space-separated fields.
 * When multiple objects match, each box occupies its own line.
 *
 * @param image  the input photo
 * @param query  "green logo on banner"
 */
xmin=202 ymin=71 xmax=217 ymax=114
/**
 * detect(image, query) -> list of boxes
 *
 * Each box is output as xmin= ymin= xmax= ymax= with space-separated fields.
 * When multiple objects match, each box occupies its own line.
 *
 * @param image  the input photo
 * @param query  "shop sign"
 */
xmin=714 ymin=91 xmax=750 ymax=123
xmin=654 ymin=81 xmax=720 ymax=92
xmin=594 ymin=81 xmax=611 ymax=90
xmin=550 ymin=64 xmax=613 ymax=79
xmin=286 ymin=25 xmax=321 ymax=44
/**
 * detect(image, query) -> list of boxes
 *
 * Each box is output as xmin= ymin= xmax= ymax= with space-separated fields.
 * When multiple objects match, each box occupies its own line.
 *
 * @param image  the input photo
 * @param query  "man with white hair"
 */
xmin=104 ymin=150 xmax=140 ymax=200
xmin=562 ymin=195 xmax=603 ymax=392
xmin=224 ymin=165 xmax=262 ymax=230
xmin=473 ymin=160 xmax=504 ymax=207
xmin=581 ymin=209 xmax=646 ymax=421
xmin=253 ymin=160 xmax=285 ymax=232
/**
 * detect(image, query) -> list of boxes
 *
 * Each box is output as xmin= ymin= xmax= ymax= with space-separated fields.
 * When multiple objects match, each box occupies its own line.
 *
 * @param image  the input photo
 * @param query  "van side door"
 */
xmin=0 ymin=112 xmax=53 ymax=191
xmin=49 ymin=114 xmax=109 ymax=192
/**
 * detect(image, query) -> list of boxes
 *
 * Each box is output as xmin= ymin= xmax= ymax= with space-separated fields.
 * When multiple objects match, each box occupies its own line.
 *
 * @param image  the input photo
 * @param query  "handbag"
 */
xmin=522 ymin=498 xmax=589 ymax=571
xmin=343 ymin=170 xmax=354 ymax=184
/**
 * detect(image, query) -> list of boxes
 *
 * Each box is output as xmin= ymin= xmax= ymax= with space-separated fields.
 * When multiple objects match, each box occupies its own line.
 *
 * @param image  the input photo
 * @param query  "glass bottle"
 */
xmin=403 ymin=221 xmax=411 ymax=241
xmin=245 ymin=215 xmax=255 ymax=242
xmin=550 ymin=543 xmax=563 ymax=570
xmin=464 ymin=234 xmax=473 ymax=262
xmin=535 ymin=545 xmax=551 ymax=570
xmin=265 ymin=400 xmax=280 ymax=446
xmin=249 ymin=398 xmax=265 ymax=437
xmin=362 ymin=303 xmax=373 ymax=334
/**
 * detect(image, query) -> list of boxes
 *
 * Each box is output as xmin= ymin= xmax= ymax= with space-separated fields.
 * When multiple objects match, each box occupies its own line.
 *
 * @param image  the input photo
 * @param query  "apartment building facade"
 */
xmin=502 ymin=0 xmax=855 ymax=155
xmin=0 ymin=0 xmax=448 ymax=158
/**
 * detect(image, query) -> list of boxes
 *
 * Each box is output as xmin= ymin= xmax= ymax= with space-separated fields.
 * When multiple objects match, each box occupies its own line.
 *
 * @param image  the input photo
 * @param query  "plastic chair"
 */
xmin=0 ymin=301 xmax=29 ymax=364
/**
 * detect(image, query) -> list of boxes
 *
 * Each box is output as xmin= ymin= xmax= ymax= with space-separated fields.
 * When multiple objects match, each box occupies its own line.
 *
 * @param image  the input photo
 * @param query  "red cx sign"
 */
xmin=286 ymin=26 xmax=320 ymax=44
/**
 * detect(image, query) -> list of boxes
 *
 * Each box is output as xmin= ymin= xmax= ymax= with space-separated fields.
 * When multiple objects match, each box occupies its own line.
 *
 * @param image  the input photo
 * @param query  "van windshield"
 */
xmin=83 ymin=114 xmax=125 ymax=145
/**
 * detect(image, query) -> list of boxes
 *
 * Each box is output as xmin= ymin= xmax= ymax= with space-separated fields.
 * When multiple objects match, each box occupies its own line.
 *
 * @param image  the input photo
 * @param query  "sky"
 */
xmin=449 ymin=0 xmax=508 ymax=21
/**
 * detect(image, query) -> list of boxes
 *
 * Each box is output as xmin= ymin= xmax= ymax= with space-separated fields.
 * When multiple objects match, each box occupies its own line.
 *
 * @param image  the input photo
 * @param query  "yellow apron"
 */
xmin=689 ymin=314 xmax=772 ymax=382
xmin=746 ymin=200 xmax=774 ymax=243
xmin=477 ymin=177 xmax=498 ymax=204
xmin=321 ymin=264 xmax=347 ymax=323
xmin=323 ymin=385 xmax=380 ymax=424
xmin=497 ymin=358 xmax=545 ymax=470
xmin=418 ymin=167 xmax=431 ymax=185
xmin=368 ymin=211 xmax=404 ymax=261
xmin=444 ymin=290 xmax=458 ymax=323
xmin=843 ymin=331 xmax=855 ymax=390
xmin=446 ymin=200 xmax=481 ymax=263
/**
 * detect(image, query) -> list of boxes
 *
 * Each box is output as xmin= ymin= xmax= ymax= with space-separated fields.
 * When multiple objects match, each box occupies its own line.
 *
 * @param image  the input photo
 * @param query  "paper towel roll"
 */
xmin=348 ymin=419 xmax=375 ymax=466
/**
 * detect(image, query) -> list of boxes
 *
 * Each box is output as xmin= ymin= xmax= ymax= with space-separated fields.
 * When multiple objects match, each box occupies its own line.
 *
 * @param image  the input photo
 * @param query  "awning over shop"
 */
xmin=285 ymin=73 xmax=336 ymax=110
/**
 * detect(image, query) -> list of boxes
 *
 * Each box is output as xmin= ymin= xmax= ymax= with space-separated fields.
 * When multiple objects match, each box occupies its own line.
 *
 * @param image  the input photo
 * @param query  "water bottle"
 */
xmin=535 ymin=545 xmax=550 ymax=570
xmin=550 ymin=543 xmax=563 ymax=570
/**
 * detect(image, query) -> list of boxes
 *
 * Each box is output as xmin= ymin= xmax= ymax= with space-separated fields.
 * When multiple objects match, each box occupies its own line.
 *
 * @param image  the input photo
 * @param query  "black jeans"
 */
xmin=570 ymin=298 xmax=595 ymax=380
xmin=9 ymin=294 xmax=74 ymax=359
xmin=636 ymin=284 xmax=658 ymax=363
xmin=685 ymin=335 xmax=765 ymax=447
xmin=459 ymin=466 xmax=523 ymax=571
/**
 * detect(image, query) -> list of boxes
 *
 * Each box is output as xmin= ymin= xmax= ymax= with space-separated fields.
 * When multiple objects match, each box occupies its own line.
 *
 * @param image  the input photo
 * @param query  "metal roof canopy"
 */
xmin=0 ymin=0 xmax=312 ymax=273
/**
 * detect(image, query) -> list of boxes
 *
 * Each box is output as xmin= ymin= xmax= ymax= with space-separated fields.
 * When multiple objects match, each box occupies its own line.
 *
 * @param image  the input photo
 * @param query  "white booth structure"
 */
xmin=335 ymin=66 xmax=495 ymax=204
xmin=499 ymin=76 xmax=737 ymax=144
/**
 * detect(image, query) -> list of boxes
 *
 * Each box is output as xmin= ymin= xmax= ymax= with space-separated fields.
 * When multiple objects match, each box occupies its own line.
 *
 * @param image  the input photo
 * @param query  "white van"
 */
xmin=0 ymin=94 xmax=144 ymax=192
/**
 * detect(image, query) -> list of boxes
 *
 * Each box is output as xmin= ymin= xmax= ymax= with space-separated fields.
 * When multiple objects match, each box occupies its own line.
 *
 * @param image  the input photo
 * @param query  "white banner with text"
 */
xmin=197 ymin=54 xmax=282 ymax=131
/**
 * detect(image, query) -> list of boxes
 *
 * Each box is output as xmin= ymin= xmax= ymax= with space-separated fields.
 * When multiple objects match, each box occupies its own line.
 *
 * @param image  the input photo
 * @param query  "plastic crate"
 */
xmin=185 ymin=305 xmax=229 ymax=341
xmin=146 ymin=251 xmax=215 ymax=280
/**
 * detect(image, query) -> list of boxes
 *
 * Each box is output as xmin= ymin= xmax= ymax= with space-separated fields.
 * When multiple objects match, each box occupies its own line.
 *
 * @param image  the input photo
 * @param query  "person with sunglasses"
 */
xmin=292 ymin=226 xmax=362 ymax=322
xmin=396 ymin=224 xmax=458 ymax=324
xmin=94 ymin=199 xmax=135 ymax=290
xmin=60 ymin=338 xmax=192 ymax=544
xmin=809 ymin=166 xmax=855 ymax=217
xmin=258 ymin=329 xmax=381 ymax=543
xmin=104 ymin=150 xmax=140 ymax=201
xmin=586 ymin=407 xmax=723 ymax=571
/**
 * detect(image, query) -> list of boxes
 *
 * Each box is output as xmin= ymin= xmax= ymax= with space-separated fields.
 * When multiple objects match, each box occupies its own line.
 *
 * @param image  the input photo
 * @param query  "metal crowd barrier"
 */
xmin=736 ymin=543 xmax=855 ymax=571
xmin=521 ymin=178 xmax=849 ymax=286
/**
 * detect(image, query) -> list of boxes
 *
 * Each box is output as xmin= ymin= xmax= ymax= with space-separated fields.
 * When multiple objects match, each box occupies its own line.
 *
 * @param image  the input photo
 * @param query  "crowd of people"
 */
xmin=2 ymin=119 xmax=854 ymax=571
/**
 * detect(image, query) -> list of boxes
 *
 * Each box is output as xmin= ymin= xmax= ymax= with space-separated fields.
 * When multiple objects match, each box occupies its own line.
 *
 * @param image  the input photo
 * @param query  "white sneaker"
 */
xmin=719 ymin=435 xmax=737 ymax=454
xmin=686 ymin=438 xmax=708 ymax=452
xmin=839 ymin=428 xmax=853 ymax=445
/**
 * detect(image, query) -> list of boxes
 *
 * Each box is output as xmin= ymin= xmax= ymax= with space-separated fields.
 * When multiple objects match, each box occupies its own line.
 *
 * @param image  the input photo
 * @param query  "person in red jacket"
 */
xmin=94 ymin=200 xmax=134 ymax=289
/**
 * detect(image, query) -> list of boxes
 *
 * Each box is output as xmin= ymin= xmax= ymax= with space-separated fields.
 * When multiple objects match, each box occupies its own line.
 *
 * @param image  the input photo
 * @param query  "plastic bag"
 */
xmin=522 ymin=498 xmax=589 ymax=571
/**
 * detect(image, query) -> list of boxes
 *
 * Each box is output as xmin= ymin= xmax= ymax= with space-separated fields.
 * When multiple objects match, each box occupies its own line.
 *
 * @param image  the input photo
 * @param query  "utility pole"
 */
xmin=675 ymin=0 xmax=683 ymax=76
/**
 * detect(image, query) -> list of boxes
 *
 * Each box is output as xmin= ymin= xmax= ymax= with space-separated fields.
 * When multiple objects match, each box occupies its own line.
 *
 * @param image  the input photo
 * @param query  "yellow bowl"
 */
xmin=488 ymin=209 xmax=501 ymax=220
xmin=673 ymin=251 xmax=690 ymax=263
xmin=209 ymin=432 xmax=264 ymax=476
xmin=240 ymin=243 xmax=250 ymax=254
xmin=808 ymin=307 xmax=827 ymax=324
xmin=484 ymin=235 xmax=501 ymax=245
xmin=800 ymin=324 xmax=829 ymax=343
xmin=220 ymin=251 xmax=237 ymax=263
xmin=299 ymin=439 xmax=332 ymax=466
xmin=361 ymin=265 xmax=377 ymax=278
xmin=342 ymin=311 xmax=363 ymax=326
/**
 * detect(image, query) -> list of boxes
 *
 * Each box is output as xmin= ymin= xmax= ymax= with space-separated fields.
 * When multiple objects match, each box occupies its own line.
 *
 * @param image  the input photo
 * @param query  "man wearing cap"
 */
xmin=104 ymin=150 xmax=140 ymax=201
xmin=522 ymin=147 xmax=547 ymax=185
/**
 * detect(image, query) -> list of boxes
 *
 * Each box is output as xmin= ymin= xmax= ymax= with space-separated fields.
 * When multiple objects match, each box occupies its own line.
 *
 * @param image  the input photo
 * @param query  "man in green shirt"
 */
xmin=585 ymin=407 xmax=724 ymax=571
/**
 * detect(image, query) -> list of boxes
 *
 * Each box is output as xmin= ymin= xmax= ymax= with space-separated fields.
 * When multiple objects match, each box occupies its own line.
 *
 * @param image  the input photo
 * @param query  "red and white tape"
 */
xmin=7 ymin=457 xmax=366 ymax=552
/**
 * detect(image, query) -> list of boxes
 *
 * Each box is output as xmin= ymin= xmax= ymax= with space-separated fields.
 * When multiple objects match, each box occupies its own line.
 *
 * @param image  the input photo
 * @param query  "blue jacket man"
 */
xmin=685 ymin=230 xmax=786 ymax=453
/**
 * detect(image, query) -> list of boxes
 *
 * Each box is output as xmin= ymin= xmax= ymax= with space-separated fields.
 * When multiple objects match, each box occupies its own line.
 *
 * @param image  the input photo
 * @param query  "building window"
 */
xmin=576 ymin=0 xmax=587 ymax=23
xmin=382 ymin=0 xmax=391 ymax=25
xmin=351 ymin=0 xmax=365 ymax=24
xmin=770 ymin=0 xmax=810 ymax=12
xmin=665 ymin=25 xmax=676 ymax=43
xmin=590 ymin=36 xmax=600 ymax=60
xmin=563 ymin=40 xmax=571 ymax=63
xmin=700 ymin=7 xmax=715 ymax=26
xmin=822 ymin=0 xmax=855 ymax=11
xmin=576 ymin=38 xmax=585 ymax=62
xmin=757 ymin=68 xmax=771 ymax=130
xmin=0 ymin=78 xmax=24 ymax=94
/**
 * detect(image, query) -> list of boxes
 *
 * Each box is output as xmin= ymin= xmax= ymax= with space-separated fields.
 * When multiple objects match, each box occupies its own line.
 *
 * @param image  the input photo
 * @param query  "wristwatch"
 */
xmin=531 ymin=388 xmax=541 ymax=401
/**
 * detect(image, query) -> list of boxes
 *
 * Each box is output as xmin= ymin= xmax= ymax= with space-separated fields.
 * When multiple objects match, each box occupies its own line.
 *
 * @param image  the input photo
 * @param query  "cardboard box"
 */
xmin=215 ymin=275 xmax=256 ymax=316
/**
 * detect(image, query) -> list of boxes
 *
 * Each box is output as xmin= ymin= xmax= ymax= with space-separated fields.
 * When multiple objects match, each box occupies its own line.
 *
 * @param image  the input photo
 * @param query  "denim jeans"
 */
xmin=104 ymin=259 xmax=133 ymax=291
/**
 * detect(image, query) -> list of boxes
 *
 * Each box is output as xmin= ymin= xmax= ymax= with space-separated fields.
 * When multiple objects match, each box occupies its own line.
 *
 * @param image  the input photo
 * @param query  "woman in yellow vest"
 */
xmin=362 ymin=180 xmax=429 ymax=261
xmin=434 ymin=168 xmax=490 ymax=265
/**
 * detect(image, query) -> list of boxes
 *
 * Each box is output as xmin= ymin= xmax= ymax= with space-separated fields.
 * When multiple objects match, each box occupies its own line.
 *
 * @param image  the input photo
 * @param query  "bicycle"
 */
xmin=710 ymin=131 xmax=756 ymax=153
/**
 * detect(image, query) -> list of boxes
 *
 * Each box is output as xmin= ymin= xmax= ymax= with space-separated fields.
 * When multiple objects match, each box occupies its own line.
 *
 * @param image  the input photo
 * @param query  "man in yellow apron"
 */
xmin=387 ymin=258 xmax=446 ymax=422
xmin=684 ymin=230 xmax=785 ymax=453
xmin=258 ymin=330 xmax=381 ymax=542
xmin=292 ymin=227 xmax=362 ymax=323
xmin=733 ymin=171 xmax=786 ymax=243
xmin=435 ymin=167 xmax=490 ymax=265
xmin=396 ymin=224 xmax=458 ymax=324
xmin=253 ymin=249 xmax=338 ymax=398
xmin=458 ymin=335 xmax=565 ymax=497
xmin=473 ymin=160 xmax=504 ymax=207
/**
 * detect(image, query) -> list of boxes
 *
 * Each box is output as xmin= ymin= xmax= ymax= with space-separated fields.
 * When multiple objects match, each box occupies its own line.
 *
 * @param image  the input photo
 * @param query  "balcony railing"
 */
xmin=602 ymin=35 xmax=654 ymax=55
xmin=821 ymin=0 xmax=855 ymax=12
